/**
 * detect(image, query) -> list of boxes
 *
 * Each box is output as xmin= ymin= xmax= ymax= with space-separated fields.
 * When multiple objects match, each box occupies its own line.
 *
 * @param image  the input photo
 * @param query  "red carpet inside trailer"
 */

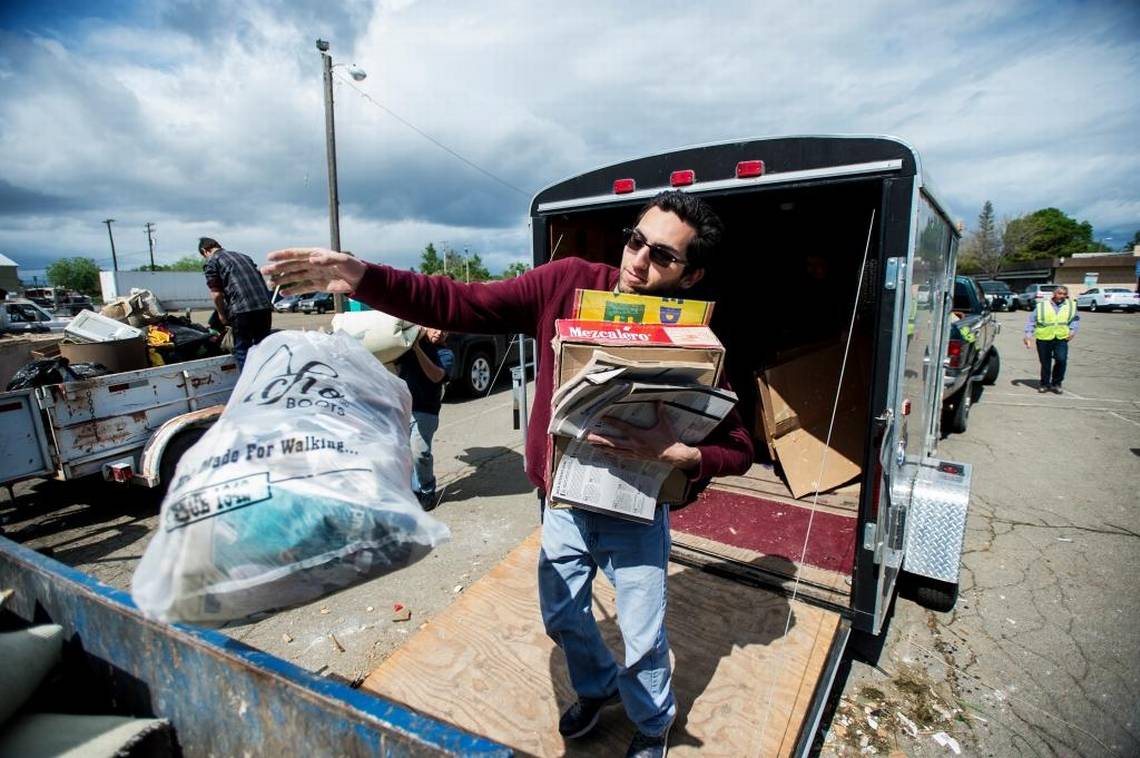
xmin=671 ymin=487 xmax=856 ymax=575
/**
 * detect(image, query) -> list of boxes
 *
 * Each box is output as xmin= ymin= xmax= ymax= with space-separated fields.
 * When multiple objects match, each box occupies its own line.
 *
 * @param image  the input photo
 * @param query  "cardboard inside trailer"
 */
xmin=363 ymin=180 xmax=882 ymax=754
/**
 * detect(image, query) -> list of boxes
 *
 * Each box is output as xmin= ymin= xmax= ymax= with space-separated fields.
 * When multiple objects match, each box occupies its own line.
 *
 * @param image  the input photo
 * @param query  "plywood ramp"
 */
xmin=362 ymin=529 xmax=842 ymax=757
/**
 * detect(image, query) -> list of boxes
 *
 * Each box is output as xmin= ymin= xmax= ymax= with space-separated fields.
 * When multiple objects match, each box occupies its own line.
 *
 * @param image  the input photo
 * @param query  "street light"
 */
xmin=316 ymin=38 xmax=366 ymax=313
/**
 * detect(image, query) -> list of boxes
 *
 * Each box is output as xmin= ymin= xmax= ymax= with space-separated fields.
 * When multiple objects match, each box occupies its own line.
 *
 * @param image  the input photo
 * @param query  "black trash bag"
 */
xmin=6 ymin=358 xmax=110 ymax=390
xmin=158 ymin=316 xmax=221 ymax=361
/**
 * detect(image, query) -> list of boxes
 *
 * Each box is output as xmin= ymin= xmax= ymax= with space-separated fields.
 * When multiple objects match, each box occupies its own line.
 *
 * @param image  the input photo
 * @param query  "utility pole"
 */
xmin=317 ymin=38 xmax=346 ymax=314
xmin=144 ymin=222 xmax=157 ymax=271
xmin=102 ymin=219 xmax=119 ymax=272
xmin=464 ymin=247 xmax=470 ymax=283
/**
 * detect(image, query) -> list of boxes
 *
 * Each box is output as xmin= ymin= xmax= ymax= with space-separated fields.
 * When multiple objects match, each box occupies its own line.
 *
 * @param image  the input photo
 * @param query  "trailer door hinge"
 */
xmin=863 ymin=523 xmax=878 ymax=552
xmin=884 ymin=257 xmax=903 ymax=290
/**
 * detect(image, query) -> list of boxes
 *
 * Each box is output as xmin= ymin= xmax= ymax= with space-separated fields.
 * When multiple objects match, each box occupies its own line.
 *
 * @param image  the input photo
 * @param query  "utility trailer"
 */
xmin=0 ymin=135 xmax=972 ymax=756
xmin=0 ymin=354 xmax=239 ymax=493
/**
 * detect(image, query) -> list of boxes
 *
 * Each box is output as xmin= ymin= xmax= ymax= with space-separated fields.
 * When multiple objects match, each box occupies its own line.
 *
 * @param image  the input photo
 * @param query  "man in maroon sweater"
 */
xmin=264 ymin=191 xmax=752 ymax=758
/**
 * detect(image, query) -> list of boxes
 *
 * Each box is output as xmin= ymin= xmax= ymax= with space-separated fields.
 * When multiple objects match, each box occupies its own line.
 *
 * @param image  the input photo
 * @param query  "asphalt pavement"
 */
xmin=2 ymin=308 xmax=1137 ymax=754
xmin=826 ymin=309 xmax=1140 ymax=757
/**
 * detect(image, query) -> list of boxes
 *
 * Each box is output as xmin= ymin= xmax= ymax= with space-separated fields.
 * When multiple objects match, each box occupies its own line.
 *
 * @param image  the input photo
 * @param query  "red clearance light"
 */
xmin=736 ymin=160 xmax=765 ymax=178
xmin=613 ymin=178 xmax=636 ymax=194
xmin=670 ymin=169 xmax=695 ymax=187
xmin=901 ymin=399 xmax=911 ymax=416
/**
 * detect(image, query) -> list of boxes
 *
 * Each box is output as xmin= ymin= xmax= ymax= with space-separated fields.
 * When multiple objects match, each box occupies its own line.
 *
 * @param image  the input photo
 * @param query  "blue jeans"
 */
xmin=409 ymin=411 xmax=439 ymax=498
xmin=231 ymin=309 xmax=272 ymax=371
xmin=1036 ymin=338 xmax=1069 ymax=386
xmin=538 ymin=504 xmax=674 ymax=737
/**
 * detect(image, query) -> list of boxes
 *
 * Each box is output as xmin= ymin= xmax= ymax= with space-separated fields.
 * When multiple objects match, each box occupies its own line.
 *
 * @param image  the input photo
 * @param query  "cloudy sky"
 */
xmin=1 ymin=0 xmax=1137 ymax=278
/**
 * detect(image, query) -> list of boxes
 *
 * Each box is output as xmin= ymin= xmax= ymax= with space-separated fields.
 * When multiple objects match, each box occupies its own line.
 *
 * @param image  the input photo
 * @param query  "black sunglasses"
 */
xmin=623 ymin=228 xmax=688 ymax=267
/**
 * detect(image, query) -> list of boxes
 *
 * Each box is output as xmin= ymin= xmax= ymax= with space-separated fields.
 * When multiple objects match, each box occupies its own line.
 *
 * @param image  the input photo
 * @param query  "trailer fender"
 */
xmin=135 ymin=404 xmax=225 ymax=488
xmin=901 ymin=458 xmax=972 ymax=587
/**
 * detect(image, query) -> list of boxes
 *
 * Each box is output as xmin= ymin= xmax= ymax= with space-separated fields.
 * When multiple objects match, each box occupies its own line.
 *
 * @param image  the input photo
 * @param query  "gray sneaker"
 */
xmin=626 ymin=726 xmax=670 ymax=757
xmin=558 ymin=691 xmax=619 ymax=738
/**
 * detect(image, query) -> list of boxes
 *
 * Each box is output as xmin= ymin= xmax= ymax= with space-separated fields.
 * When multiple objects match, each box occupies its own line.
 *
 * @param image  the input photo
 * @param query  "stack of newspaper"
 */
xmin=547 ymin=350 xmax=737 ymax=522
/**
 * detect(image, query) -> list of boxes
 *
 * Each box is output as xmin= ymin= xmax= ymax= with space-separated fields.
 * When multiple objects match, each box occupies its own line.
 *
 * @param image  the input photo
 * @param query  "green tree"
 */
xmin=167 ymin=256 xmax=205 ymax=272
xmin=134 ymin=256 xmax=203 ymax=272
xmin=959 ymin=201 xmax=1004 ymax=275
xmin=416 ymin=243 xmax=445 ymax=275
xmin=462 ymin=251 xmax=492 ymax=282
xmin=1120 ymin=230 xmax=1140 ymax=252
xmin=501 ymin=261 xmax=531 ymax=279
xmin=1005 ymin=207 xmax=1100 ymax=261
xmin=46 ymin=257 xmax=101 ymax=295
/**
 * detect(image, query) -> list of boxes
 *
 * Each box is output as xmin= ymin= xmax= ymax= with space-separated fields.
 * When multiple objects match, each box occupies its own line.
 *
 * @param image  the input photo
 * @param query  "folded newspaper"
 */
xmin=548 ymin=350 xmax=736 ymax=521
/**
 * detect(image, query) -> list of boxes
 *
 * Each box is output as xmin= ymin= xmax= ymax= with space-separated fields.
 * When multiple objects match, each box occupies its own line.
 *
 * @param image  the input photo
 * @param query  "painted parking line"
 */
xmin=1108 ymin=411 xmax=1140 ymax=429
xmin=990 ymin=392 xmax=1137 ymax=405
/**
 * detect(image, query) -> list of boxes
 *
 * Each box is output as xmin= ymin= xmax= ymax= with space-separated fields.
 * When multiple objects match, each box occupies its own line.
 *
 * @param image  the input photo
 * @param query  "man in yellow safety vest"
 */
xmin=1023 ymin=285 xmax=1079 ymax=394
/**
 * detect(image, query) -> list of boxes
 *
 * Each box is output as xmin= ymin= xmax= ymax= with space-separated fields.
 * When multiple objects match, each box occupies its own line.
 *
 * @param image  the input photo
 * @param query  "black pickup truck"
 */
xmin=444 ymin=333 xmax=534 ymax=397
xmin=941 ymin=275 xmax=1000 ymax=434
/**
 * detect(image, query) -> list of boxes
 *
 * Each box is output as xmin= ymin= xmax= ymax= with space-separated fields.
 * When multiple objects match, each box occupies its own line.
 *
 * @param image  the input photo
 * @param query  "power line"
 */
xmin=334 ymin=71 xmax=531 ymax=199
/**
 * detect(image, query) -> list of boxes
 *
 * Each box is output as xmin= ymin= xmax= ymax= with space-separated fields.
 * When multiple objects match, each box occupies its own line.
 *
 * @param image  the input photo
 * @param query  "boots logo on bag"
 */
xmin=242 ymin=344 xmax=346 ymax=414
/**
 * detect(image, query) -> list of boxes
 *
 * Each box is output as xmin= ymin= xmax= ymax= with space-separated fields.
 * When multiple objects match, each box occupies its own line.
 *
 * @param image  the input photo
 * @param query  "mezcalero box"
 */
xmin=548 ymin=320 xmax=734 ymax=522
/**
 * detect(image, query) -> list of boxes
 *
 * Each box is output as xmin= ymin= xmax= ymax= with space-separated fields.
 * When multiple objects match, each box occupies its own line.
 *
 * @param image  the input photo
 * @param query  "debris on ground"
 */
xmin=931 ymin=731 xmax=961 ymax=754
xmin=282 ymin=633 xmax=293 ymax=644
xmin=329 ymin=632 xmax=346 ymax=653
xmin=825 ymin=662 xmax=971 ymax=757
xmin=391 ymin=603 xmax=412 ymax=622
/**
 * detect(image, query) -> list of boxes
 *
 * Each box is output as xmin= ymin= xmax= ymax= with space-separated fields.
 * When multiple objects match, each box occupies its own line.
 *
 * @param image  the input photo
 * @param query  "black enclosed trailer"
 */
xmin=364 ymin=136 xmax=974 ymax=755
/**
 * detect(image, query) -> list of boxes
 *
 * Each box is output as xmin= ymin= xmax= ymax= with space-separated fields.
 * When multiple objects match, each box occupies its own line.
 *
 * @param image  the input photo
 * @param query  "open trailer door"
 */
xmin=362 ymin=529 xmax=848 ymax=757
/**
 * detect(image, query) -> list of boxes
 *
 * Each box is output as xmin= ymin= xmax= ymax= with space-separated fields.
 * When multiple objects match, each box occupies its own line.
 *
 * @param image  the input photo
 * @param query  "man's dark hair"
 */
xmin=198 ymin=237 xmax=221 ymax=254
xmin=636 ymin=190 xmax=723 ymax=270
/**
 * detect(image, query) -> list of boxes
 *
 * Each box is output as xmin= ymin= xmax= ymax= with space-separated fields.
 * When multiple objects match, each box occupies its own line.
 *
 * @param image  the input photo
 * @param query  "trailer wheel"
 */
xmin=159 ymin=427 xmax=207 ymax=493
xmin=902 ymin=574 xmax=959 ymax=613
xmin=981 ymin=348 xmax=1000 ymax=385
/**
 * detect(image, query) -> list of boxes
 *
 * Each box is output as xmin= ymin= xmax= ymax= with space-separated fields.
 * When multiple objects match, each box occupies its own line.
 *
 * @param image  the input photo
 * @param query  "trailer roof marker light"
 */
xmin=613 ymin=178 xmax=636 ymax=194
xmin=736 ymin=160 xmax=765 ymax=178
xmin=669 ymin=169 xmax=695 ymax=187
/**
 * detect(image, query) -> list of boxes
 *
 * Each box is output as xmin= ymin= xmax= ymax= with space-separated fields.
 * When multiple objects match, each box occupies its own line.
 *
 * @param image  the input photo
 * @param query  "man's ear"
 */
xmin=679 ymin=267 xmax=704 ymax=290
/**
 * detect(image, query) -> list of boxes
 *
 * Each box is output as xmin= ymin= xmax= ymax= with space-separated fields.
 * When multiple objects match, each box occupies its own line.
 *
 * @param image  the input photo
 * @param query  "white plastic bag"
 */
xmin=330 ymin=310 xmax=421 ymax=363
xmin=131 ymin=330 xmax=449 ymax=626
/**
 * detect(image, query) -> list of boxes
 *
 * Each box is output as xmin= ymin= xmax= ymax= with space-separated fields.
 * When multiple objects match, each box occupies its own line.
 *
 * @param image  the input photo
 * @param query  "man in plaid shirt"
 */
xmin=199 ymin=237 xmax=273 ymax=369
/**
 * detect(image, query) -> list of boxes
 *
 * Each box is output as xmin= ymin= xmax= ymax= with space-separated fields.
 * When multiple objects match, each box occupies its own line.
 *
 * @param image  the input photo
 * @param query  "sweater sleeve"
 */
xmin=351 ymin=259 xmax=571 ymax=336
xmin=690 ymin=372 xmax=754 ymax=481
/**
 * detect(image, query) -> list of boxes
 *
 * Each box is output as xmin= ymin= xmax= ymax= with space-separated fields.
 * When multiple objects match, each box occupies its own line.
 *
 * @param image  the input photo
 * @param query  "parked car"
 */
xmin=21 ymin=287 xmax=94 ymax=316
xmin=977 ymin=280 xmax=1018 ymax=311
xmin=1020 ymin=283 xmax=1060 ymax=310
xmin=1075 ymin=287 xmax=1138 ymax=313
xmin=273 ymin=293 xmax=309 ymax=313
xmin=297 ymin=292 xmax=334 ymax=314
xmin=2 ymin=298 xmax=73 ymax=332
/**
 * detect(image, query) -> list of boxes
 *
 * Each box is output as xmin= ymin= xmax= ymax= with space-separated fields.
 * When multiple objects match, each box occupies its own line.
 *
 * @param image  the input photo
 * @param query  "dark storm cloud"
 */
xmin=0 ymin=179 xmax=79 ymax=215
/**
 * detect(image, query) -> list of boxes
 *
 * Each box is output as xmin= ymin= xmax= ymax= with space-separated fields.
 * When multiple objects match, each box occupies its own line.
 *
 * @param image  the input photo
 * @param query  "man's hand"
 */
xmin=1067 ymin=334 xmax=1075 ymax=342
xmin=262 ymin=248 xmax=366 ymax=296
xmin=584 ymin=401 xmax=702 ymax=472
xmin=1023 ymin=337 xmax=1033 ymax=349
